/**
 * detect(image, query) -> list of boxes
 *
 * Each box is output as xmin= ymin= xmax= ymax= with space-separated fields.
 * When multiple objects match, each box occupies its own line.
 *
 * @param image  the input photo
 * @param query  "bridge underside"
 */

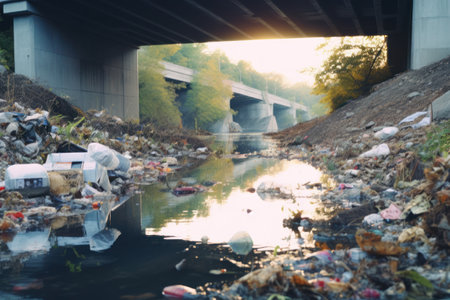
xmin=2 ymin=0 xmax=449 ymax=121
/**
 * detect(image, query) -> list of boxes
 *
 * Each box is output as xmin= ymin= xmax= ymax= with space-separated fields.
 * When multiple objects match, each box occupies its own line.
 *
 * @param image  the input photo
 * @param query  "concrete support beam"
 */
xmin=233 ymin=101 xmax=277 ymax=133
xmin=388 ymin=33 xmax=410 ymax=75
xmin=9 ymin=11 xmax=139 ymax=120
xmin=273 ymin=106 xmax=296 ymax=130
xmin=411 ymin=0 xmax=450 ymax=69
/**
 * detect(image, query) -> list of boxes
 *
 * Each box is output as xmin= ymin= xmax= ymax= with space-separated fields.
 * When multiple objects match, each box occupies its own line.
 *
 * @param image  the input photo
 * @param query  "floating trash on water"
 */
xmin=228 ymin=231 xmax=253 ymax=255
xmin=162 ymin=284 xmax=197 ymax=299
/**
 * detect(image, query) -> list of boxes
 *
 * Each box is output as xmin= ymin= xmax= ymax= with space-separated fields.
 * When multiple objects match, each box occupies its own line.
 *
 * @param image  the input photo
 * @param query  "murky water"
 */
xmin=0 ymin=134 xmax=326 ymax=299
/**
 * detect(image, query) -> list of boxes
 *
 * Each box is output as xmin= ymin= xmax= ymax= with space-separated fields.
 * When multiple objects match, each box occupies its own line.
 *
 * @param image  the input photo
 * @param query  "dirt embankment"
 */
xmin=0 ymin=71 xmax=208 ymax=148
xmin=269 ymin=56 xmax=450 ymax=146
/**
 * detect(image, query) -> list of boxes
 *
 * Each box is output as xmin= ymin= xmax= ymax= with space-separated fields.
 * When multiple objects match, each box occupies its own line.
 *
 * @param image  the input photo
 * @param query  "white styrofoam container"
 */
xmin=43 ymin=152 xmax=110 ymax=191
xmin=5 ymin=164 xmax=50 ymax=196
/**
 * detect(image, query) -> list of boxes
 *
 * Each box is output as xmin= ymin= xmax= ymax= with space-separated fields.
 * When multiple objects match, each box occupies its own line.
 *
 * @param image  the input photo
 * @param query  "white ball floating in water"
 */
xmin=228 ymin=231 xmax=253 ymax=255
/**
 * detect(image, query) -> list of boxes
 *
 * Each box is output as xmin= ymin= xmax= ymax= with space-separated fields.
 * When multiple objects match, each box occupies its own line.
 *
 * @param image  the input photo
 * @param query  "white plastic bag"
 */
xmin=399 ymin=111 xmax=427 ymax=124
xmin=89 ymin=228 xmax=121 ymax=252
xmin=359 ymin=143 xmax=390 ymax=158
xmin=88 ymin=143 xmax=119 ymax=170
xmin=412 ymin=116 xmax=431 ymax=129
xmin=374 ymin=127 xmax=399 ymax=140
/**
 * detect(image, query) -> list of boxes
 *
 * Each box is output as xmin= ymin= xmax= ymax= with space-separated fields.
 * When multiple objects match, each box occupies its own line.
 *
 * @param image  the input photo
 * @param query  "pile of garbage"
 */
xmin=186 ymin=113 xmax=449 ymax=299
xmin=0 ymin=101 xmax=211 ymax=272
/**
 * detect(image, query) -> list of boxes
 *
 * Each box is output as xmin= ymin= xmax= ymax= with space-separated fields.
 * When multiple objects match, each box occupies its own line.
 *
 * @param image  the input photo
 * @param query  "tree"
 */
xmin=165 ymin=43 xmax=208 ymax=70
xmin=313 ymin=36 xmax=391 ymax=112
xmin=139 ymin=45 xmax=183 ymax=127
xmin=182 ymin=54 xmax=233 ymax=130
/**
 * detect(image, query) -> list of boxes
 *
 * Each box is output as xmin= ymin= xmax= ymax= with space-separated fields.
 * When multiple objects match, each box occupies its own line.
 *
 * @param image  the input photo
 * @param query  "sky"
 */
xmin=205 ymin=37 xmax=329 ymax=86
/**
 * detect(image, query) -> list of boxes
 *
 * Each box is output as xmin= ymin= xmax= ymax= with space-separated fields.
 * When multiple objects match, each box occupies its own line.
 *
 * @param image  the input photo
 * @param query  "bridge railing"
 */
xmin=162 ymin=60 xmax=307 ymax=111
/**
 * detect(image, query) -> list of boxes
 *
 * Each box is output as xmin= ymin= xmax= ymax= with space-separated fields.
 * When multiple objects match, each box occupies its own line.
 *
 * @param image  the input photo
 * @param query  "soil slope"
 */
xmin=270 ymin=56 xmax=450 ymax=146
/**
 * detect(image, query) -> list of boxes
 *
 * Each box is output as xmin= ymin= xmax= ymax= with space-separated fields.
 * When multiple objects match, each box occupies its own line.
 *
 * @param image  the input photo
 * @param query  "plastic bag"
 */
xmin=374 ymin=127 xmax=398 ymax=140
xmin=412 ymin=116 xmax=431 ymax=129
xmin=359 ymin=143 xmax=390 ymax=158
xmin=89 ymin=228 xmax=121 ymax=252
xmin=399 ymin=111 xmax=427 ymax=124
xmin=88 ymin=143 xmax=119 ymax=170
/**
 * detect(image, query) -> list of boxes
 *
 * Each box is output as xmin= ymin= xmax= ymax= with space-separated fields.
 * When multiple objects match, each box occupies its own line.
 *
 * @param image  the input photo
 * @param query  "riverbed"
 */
xmin=0 ymin=133 xmax=326 ymax=299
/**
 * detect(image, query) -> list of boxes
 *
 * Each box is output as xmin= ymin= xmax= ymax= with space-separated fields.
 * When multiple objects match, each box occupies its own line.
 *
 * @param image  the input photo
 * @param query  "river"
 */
xmin=0 ymin=133 xmax=326 ymax=300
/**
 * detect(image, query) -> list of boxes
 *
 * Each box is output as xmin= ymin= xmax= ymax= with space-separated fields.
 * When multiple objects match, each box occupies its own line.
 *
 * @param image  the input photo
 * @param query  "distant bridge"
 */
xmin=162 ymin=61 xmax=308 ymax=132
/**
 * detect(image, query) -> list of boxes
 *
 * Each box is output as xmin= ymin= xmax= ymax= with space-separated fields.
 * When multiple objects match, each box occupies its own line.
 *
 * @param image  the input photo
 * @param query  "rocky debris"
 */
xmin=193 ymin=112 xmax=449 ymax=299
xmin=268 ymin=56 xmax=450 ymax=147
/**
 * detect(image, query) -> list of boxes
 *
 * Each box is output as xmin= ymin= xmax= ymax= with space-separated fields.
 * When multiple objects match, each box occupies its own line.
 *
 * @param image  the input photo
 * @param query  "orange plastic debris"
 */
xmin=355 ymin=229 xmax=406 ymax=256
xmin=437 ymin=190 xmax=450 ymax=203
xmin=291 ymin=274 xmax=311 ymax=286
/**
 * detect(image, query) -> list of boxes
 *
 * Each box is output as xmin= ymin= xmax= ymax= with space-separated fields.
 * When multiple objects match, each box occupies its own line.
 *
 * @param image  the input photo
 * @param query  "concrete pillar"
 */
xmin=411 ymin=0 xmax=450 ymax=69
xmin=5 ymin=4 xmax=139 ymax=120
xmin=387 ymin=33 xmax=410 ymax=74
xmin=273 ymin=106 xmax=296 ymax=130
xmin=233 ymin=101 xmax=277 ymax=132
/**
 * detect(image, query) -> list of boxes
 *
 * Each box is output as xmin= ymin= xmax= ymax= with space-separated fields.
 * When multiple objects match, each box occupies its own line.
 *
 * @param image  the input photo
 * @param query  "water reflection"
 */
xmin=211 ymin=133 xmax=272 ymax=154
xmin=142 ymin=158 xmax=325 ymax=251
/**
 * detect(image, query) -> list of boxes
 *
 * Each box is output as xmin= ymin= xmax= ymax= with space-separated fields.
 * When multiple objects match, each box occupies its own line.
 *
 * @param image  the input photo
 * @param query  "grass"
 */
xmin=418 ymin=120 xmax=449 ymax=161
xmin=322 ymin=156 xmax=337 ymax=171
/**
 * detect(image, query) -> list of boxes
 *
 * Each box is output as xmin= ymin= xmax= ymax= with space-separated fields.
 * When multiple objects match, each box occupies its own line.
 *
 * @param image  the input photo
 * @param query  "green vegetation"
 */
xmin=313 ymin=36 xmax=391 ymax=112
xmin=57 ymin=117 xmax=85 ymax=143
xmin=182 ymin=55 xmax=233 ymax=129
xmin=139 ymin=45 xmax=184 ymax=127
xmin=139 ymin=42 xmax=330 ymax=129
xmin=419 ymin=120 xmax=449 ymax=161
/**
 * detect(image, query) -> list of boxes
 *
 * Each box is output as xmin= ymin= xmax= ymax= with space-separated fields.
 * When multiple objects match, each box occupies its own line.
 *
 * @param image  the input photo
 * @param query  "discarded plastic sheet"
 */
xmin=380 ymin=203 xmax=402 ymax=220
xmin=363 ymin=213 xmax=384 ymax=227
xmin=237 ymin=264 xmax=282 ymax=289
xmin=338 ymin=183 xmax=353 ymax=190
xmin=359 ymin=143 xmax=390 ymax=158
xmin=24 ymin=206 xmax=57 ymax=217
xmin=374 ymin=127 xmax=399 ymax=140
xmin=228 ymin=231 xmax=253 ymax=255
xmin=398 ymin=226 xmax=429 ymax=243
xmin=89 ymin=228 xmax=121 ymax=252
xmin=162 ymin=285 xmax=197 ymax=299
xmin=84 ymin=196 xmax=114 ymax=237
xmin=306 ymin=250 xmax=333 ymax=264
xmin=88 ymin=143 xmax=120 ymax=170
xmin=56 ymin=141 xmax=87 ymax=153
xmin=7 ymin=229 xmax=51 ymax=253
xmin=399 ymin=111 xmax=427 ymax=124
xmin=401 ymin=194 xmax=430 ymax=218
xmin=412 ymin=116 xmax=431 ymax=129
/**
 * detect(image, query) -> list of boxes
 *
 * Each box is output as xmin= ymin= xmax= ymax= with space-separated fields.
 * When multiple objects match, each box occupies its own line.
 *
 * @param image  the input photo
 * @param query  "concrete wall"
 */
xmin=273 ymin=106 xmax=296 ymax=130
xmin=411 ymin=0 xmax=450 ymax=69
xmin=233 ymin=101 xmax=277 ymax=132
xmin=12 ymin=14 xmax=139 ymax=120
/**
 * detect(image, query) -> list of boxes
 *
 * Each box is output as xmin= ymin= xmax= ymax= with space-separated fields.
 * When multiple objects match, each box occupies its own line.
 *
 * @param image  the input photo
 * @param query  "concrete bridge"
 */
xmin=162 ymin=61 xmax=307 ymax=132
xmin=1 ymin=0 xmax=449 ymax=121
